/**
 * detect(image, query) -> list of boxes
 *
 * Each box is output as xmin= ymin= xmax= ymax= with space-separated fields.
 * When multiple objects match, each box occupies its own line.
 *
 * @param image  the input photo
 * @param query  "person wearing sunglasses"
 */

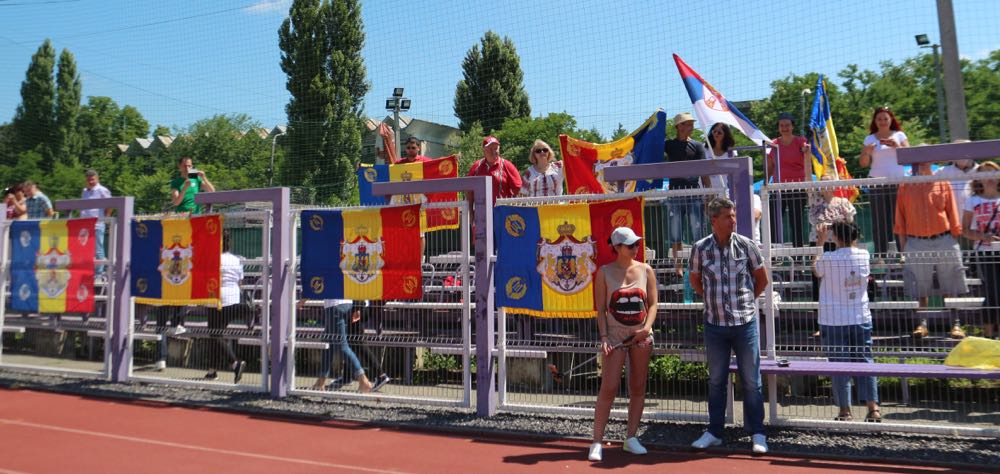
xmin=520 ymin=139 xmax=563 ymax=197
xmin=398 ymin=137 xmax=431 ymax=164
xmin=589 ymin=226 xmax=657 ymax=462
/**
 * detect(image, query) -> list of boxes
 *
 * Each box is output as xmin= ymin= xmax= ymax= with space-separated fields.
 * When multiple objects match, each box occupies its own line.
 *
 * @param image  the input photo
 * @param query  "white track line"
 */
xmin=0 ymin=418 xmax=408 ymax=473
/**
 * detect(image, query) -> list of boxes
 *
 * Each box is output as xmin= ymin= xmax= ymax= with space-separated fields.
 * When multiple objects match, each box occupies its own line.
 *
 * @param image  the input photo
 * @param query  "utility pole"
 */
xmin=937 ymin=0 xmax=968 ymax=140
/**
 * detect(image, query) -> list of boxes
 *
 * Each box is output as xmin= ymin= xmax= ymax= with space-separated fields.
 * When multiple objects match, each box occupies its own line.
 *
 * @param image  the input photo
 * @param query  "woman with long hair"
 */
xmin=962 ymin=161 xmax=1000 ymax=338
xmin=859 ymin=107 xmax=909 ymax=257
xmin=766 ymin=113 xmax=812 ymax=247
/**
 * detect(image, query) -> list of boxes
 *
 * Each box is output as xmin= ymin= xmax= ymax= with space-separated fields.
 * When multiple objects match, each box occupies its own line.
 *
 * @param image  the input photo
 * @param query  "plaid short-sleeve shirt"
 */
xmin=689 ymin=232 xmax=764 ymax=326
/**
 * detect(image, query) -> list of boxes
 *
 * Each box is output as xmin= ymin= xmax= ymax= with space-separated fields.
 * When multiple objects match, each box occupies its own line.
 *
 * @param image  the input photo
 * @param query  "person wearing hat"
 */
xmin=689 ymin=197 xmax=770 ymax=454
xmin=467 ymin=135 xmax=522 ymax=201
xmin=665 ymin=112 xmax=711 ymax=276
xmin=766 ymin=112 xmax=812 ymax=247
xmin=589 ymin=226 xmax=658 ymax=462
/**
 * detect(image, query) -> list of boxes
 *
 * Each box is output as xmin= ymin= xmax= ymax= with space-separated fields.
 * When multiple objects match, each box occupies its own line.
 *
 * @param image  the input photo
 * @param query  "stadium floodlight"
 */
xmin=385 ymin=87 xmax=411 ymax=164
xmin=914 ymin=34 xmax=930 ymax=46
xmin=393 ymin=87 xmax=405 ymax=98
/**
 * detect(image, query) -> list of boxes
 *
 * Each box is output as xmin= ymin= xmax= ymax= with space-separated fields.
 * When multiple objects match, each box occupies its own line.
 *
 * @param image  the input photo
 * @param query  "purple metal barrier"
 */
xmin=54 ymin=196 xmax=134 ymax=381
xmin=196 ymin=188 xmax=291 ymax=398
xmin=896 ymin=139 xmax=1000 ymax=165
xmin=372 ymin=176 xmax=495 ymax=416
xmin=604 ymin=156 xmax=755 ymax=239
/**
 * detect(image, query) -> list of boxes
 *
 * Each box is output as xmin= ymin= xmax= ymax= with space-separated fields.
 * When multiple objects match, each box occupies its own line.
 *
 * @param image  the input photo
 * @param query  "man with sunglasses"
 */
xmin=398 ymin=137 xmax=431 ymax=164
xmin=689 ymin=197 xmax=770 ymax=454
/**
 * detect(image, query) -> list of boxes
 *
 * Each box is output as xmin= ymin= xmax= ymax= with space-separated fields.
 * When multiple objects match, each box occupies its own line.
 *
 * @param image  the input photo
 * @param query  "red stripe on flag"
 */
xmin=559 ymin=135 xmax=604 ymax=195
xmin=189 ymin=215 xmax=222 ymax=300
xmin=64 ymin=218 xmax=96 ymax=313
xmin=379 ymin=205 xmax=422 ymax=300
xmin=422 ymin=155 xmax=460 ymax=229
xmin=589 ymin=198 xmax=645 ymax=267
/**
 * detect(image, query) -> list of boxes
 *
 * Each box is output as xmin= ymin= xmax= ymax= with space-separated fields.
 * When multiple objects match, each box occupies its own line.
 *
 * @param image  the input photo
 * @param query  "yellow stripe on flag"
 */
xmin=342 ymin=208 xmax=384 ymax=300
xmin=160 ymin=218 xmax=195 ymax=303
xmin=537 ymin=203 xmax=595 ymax=317
xmin=389 ymin=161 xmax=430 ymax=231
xmin=37 ymin=220 xmax=69 ymax=313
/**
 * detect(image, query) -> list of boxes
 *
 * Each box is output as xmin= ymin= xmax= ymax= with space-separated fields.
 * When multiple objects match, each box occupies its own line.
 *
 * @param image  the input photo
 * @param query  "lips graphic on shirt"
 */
xmin=609 ymin=287 xmax=646 ymax=326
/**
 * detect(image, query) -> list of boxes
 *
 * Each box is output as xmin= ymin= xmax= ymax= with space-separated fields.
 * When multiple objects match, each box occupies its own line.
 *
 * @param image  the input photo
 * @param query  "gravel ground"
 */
xmin=1 ymin=369 xmax=997 ymax=471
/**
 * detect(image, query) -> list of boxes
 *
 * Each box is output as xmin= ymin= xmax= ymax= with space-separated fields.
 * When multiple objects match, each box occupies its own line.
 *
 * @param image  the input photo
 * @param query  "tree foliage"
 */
xmin=54 ymin=48 xmax=82 ymax=164
xmin=278 ymin=0 xmax=369 ymax=204
xmin=11 ymin=39 xmax=56 ymax=163
xmin=454 ymin=31 xmax=530 ymax=134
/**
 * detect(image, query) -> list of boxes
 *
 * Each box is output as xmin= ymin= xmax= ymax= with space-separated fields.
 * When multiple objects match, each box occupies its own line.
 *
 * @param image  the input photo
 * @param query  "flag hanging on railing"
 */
xmin=357 ymin=155 xmax=460 ymax=231
xmin=494 ymin=197 xmax=644 ymax=317
xmin=300 ymin=204 xmax=423 ymax=301
xmin=131 ymin=215 xmax=222 ymax=306
xmin=561 ymin=111 xmax=666 ymax=195
xmin=808 ymin=75 xmax=839 ymax=178
xmin=674 ymin=54 xmax=770 ymax=146
xmin=9 ymin=218 xmax=96 ymax=313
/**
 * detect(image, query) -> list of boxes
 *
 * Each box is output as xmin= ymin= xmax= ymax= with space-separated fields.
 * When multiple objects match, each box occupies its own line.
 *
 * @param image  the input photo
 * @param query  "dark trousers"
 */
xmin=769 ymin=191 xmax=806 ymax=247
xmin=869 ymin=190 xmax=898 ymax=256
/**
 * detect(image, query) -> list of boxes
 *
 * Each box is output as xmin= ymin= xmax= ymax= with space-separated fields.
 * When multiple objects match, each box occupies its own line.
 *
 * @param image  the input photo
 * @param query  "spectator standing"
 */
xmin=80 ymin=170 xmax=112 ymax=275
xmin=297 ymin=298 xmax=374 ymax=393
xmin=962 ymin=161 xmax=1000 ymax=339
xmin=466 ymin=136 xmax=522 ymax=202
xmin=589 ymin=227 xmax=657 ymax=462
xmin=205 ymin=232 xmax=247 ymax=383
xmin=812 ymin=221 xmax=881 ymax=422
xmin=808 ymin=174 xmax=858 ymax=328
xmin=170 ymin=156 xmax=215 ymax=215
xmin=398 ymin=136 xmax=432 ymax=164
xmin=23 ymin=181 xmax=54 ymax=218
xmin=689 ymin=197 xmax=770 ymax=454
xmin=860 ymin=107 xmax=909 ymax=257
xmin=5 ymin=184 xmax=27 ymax=220
xmin=936 ymin=139 xmax=978 ymax=249
xmin=766 ymin=113 xmax=811 ymax=247
xmin=520 ymin=139 xmax=564 ymax=198
xmin=665 ymin=112 xmax=710 ymax=276
xmin=895 ymin=162 xmax=968 ymax=339
xmin=704 ymin=122 xmax=738 ymax=193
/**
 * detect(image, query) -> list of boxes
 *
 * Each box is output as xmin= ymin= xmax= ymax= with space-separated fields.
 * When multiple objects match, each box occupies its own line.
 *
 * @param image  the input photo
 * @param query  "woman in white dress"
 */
xmin=519 ymin=139 xmax=563 ymax=197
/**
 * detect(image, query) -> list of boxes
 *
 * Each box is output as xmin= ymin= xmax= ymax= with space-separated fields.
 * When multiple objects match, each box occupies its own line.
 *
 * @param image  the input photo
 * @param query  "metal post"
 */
xmin=269 ymin=131 xmax=285 ymax=187
xmin=930 ymin=45 xmax=948 ymax=143
xmin=55 ymin=197 xmax=134 ymax=382
xmin=196 ymin=188 xmax=292 ymax=398
xmin=937 ymin=0 xmax=969 ymax=140
xmin=393 ymin=107 xmax=402 ymax=165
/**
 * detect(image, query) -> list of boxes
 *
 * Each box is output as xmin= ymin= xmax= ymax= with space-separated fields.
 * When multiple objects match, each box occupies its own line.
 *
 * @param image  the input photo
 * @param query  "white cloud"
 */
xmin=961 ymin=46 xmax=997 ymax=61
xmin=245 ymin=0 xmax=290 ymax=15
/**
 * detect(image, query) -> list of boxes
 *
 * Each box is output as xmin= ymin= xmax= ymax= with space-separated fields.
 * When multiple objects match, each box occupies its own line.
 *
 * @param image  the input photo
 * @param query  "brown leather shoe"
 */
xmin=912 ymin=324 xmax=929 ymax=339
xmin=950 ymin=324 xmax=966 ymax=339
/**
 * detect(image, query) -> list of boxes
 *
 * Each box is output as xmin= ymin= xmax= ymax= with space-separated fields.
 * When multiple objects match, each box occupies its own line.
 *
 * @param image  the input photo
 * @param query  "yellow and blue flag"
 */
xmin=808 ymin=75 xmax=839 ymax=178
xmin=9 ymin=218 xmax=96 ymax=313
xmin=131 ymin=215 xmax=223 ymax=306
xmin=494 ymin=198 xmax=644 ymax=317
xmin=300 ymin=204 xmax=423 ymax=301
xmin=561 ymin=111 xmax=666 ymax=194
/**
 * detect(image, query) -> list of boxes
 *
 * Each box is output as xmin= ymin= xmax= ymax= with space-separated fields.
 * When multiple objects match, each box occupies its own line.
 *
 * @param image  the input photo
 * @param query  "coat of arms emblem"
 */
xmin=158 ymin=236 xmax=193 ymax=286
xmin=537 ymin=221 xmax=596 ymax=295
xmin=36 ymin=235 xmax=71 ymax=299
xmin=340 ymin=229 xmax=384 ymax=285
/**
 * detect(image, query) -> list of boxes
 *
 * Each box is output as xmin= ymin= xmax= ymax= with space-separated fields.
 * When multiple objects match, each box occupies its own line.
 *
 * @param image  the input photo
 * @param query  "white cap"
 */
xmin=609 ymin=227 xmax=642 ymax=246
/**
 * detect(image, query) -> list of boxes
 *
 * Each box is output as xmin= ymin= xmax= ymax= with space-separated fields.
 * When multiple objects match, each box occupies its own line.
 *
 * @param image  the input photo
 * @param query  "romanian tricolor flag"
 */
xmin=300 ymin=204 xmax=423 ymax=301
xmin=357 ymin=155 xmax=460 ymax=231
xmin=560 ymin=111 xmax=666 ymax=195
xmin=494 ymin=197 xmax=644 ymax=317
xmin=9 ymin=218 xmax=96 ymax=313
xmin=131 ymin=215 xmax=223 ymax=306
xmin=808 ymin=75 xmax=839 ymax=178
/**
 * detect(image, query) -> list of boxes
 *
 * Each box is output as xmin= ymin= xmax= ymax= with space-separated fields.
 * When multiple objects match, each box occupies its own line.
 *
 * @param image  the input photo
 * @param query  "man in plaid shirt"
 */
xmin=688 ymin=197 xmax=770 ymax=454
xmin=24 ymin=181 xmax=54 ymax=218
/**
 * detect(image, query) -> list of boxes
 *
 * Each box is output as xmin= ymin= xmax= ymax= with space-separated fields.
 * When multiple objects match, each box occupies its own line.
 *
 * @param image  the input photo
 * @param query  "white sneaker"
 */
xmin=752 ymin=434 xmax=768 ymax=454
xmin=154 ymin=360 xmax=166 ymax=371
xmin=623 ymin=437 xmax=647 ymax=455
xmin=588 ymin=442 xmax=603 ymax=462
xmin=691 ymin=431 xmax=722 ymax=449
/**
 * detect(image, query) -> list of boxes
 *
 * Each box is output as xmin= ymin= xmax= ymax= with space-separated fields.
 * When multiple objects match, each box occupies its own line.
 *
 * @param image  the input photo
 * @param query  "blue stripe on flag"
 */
xmin=130 ymin=220 xmax=163 ymax=299
xmin=633 ymin=110 xmax=668 ymax=191
xmin=9 ymin=221 xmax=40 ymax=312
xmin=301 ymin=210 xmax=345 ymax=299
xmin=494 ymin=206 xmax=544 ymax=311
xmin=358 ymin=165 xmax=389 ymax=206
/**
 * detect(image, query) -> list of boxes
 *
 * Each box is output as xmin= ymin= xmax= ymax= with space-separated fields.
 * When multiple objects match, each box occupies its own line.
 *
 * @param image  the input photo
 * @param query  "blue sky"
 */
xmin=0 ymin=0 xmax=997 ymax=139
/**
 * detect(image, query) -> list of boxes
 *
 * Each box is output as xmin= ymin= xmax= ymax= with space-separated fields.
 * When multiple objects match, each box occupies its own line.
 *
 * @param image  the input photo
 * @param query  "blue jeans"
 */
xmin=667 ymin=196 xmax=705 ymax=244
xmin=704 ymin=320 xmax=765 ymax=437
xmin=321 ymin=304 xmax=364 ymax=379
xmin=821 ymin=323 xmax=878 ymax=407
xmin=95 ymin=225 xmax=107 ymax=276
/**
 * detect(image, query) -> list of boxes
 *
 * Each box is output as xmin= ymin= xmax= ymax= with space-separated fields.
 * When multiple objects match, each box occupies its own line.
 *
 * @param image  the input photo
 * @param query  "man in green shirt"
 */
xmin=170 ymin=156 xmax=215 ymax=214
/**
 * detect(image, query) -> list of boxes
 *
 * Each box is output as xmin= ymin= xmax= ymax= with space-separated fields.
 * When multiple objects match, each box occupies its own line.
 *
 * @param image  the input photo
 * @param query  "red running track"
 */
xmin=0 ymin=388 xmax=978 ymax=473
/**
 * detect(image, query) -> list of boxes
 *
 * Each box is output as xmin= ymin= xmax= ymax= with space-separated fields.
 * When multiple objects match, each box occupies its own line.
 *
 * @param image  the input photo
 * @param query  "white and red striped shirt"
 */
xmin=519 ymin=161 xmax=564 ymax=197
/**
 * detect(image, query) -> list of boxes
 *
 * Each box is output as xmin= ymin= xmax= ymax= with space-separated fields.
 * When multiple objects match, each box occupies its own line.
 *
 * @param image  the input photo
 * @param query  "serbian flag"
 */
xmin=9 ymin=218 xmax=96 ymax=313
xmin=674 ymin=54 xmax=770 ymax=146
xmin=131 ymin=215 xmax=223 ymax=306
xmin=358 ymin=155 xmax=460 ymax=231
xmin=494 ymin=197 xmax=644 ymax=318
xmin=300 ymin=204 xmax=422 ymax=301
xmin=561 ymin=111 xmax=666 ymax=195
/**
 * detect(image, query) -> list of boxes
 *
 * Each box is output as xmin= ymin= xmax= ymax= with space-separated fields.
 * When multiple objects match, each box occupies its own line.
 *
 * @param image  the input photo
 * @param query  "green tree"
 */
xmin=963 ymin=50 xmax=1000 ymax=141
xmin=494 ymin=113 xmax=602 ymax=171
xmin=454 ymin=31 xmax=530 ymax=134
xmin=278 ymin=0 xmax=368 ymax=204
xmin=54 ymin=48 xmax=82 ymax=164
xmin=76 ymin=97 xmax=149 ymax=167
xmin=11 ymin=39 xmax=56 ymax=163
xmin=153 ymin=125 xmax=172 ymax=137
xmin=610 ymin=123 xmax=629 ymax=141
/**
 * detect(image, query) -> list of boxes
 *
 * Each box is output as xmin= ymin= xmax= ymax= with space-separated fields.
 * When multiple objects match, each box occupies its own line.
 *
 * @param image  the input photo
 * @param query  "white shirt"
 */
xmin=80 ymin=184 xmax=111 ymax=229
xmin=964 ymin=194 xmax=1000 ymax=251
xmin=864 ymin=131 xmax=908 ymax=178
xmin=752 ymin=193 xmax=762 ymax=243
xmin=520 ymin=161 xmax=564 ymax=197
xmin=323 ymin=299 xmax=352 ymax=308
xmin=704 ymin=145 xmax=737 ymax=192
xmin=935 ymin=162 xmax=978 ymax=219
xmin=220 ymin=252 xmax=244 ymax=307
xmin=814 ymin=247 xmax=872 ymax=326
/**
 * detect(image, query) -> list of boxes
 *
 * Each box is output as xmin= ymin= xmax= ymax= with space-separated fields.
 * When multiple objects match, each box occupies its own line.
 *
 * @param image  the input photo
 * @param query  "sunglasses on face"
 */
xmin=534 ymin=148 xmax=549 ymax=154
xmin=619 ymin=242 xmax=640 ymax=250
